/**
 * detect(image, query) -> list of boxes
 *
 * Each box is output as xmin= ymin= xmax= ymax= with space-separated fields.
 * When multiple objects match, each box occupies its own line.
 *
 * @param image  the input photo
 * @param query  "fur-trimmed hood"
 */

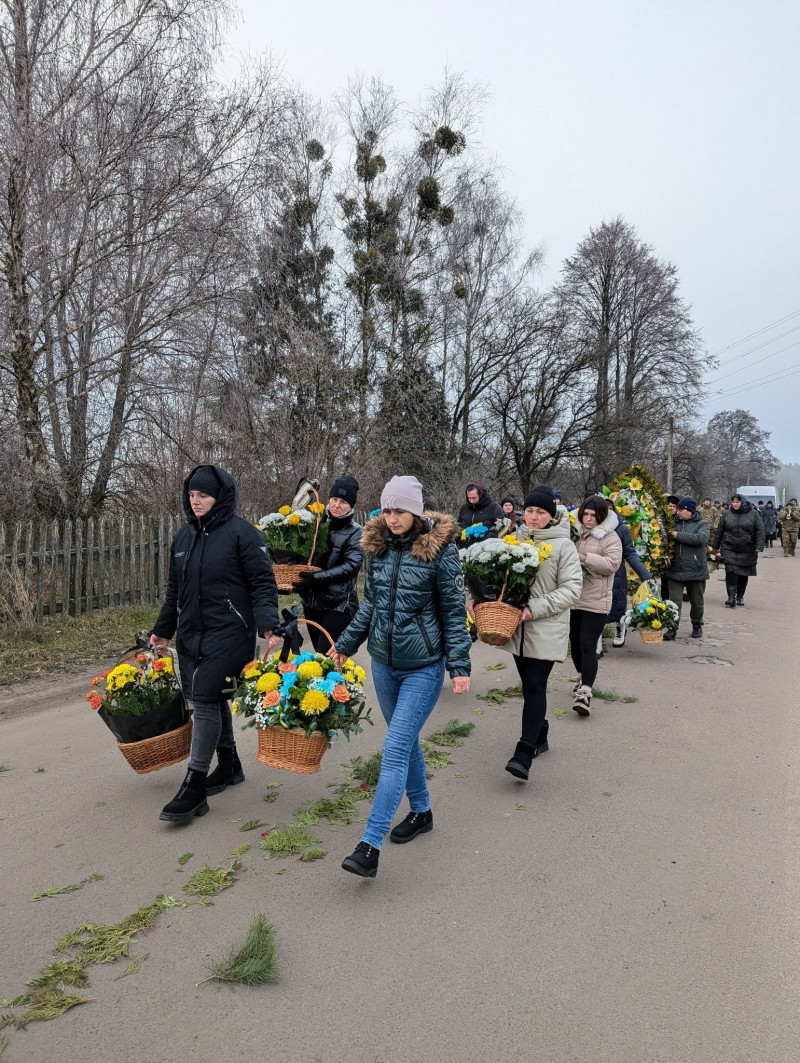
xmin=360 ymin=511 xmax=458 ymax=562
xmin=577 ymin=509 xmax=619 ymax=540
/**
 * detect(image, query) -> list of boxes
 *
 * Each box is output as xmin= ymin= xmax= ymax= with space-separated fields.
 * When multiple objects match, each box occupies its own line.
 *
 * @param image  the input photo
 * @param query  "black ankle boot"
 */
xmin=535 ymin=721 xmax=549 ymax=757
xmin=342 ymin=841 xmax=379 ymax=878
xmin=159 ymin=769 xmax=209 ymax=824
xmin=736 ymin=596 xmax=744 ymax=607
xmin=389 ymin=809 xmax=433 ymax=844
xmin=725 ymin=596 xmax=736 ymax=607
xmin=206 ymin=746 xmax=245 ymax=795
xmin=505 ymin=741 xmax=537 ymax=781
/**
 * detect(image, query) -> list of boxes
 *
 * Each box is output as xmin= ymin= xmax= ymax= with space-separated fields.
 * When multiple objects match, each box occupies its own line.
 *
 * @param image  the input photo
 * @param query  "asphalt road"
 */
xmin=1 ymin=549 xmax=798 ymax=1063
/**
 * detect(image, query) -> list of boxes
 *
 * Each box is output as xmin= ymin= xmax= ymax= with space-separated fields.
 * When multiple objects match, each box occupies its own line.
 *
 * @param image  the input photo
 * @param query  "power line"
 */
xmin=709 ymin=337 xmax=800 ymax=383
xmin=709 ymin=308 xmax=800 ymax=358
xmin=715 ymin=358 xmax=800 ymax=397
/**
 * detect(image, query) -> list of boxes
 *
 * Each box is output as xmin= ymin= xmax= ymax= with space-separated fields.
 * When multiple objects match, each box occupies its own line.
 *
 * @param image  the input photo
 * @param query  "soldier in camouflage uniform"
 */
xmin=778 ymin=499 xmax=800 ymax=557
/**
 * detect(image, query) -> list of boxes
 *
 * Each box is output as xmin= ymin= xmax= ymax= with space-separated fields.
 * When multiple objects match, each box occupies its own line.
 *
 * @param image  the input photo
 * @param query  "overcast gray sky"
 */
xmin=226 ymin=0 xmax=800 ymax=464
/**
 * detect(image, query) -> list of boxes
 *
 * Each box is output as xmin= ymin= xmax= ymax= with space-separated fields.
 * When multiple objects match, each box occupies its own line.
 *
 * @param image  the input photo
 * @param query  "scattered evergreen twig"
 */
xmin=0 ymin=763 xmax=11 ymax=773
xmin=426 ymin=718 xmax=475 ymax=747
xmin=262 ymin=783 xmax=282 ymax=803
xmin=54 ymin=894 xmax=178 ymax=966
xmin=31 ymin=873 xmax=104 ymax=902
xmin=420 ymin=741 xmax=451 ymax=770
xmin=484 ymin=661 xmax=507 ymax=671
xmin=1 ymin=960 xmax=89 ymax=1030
xmin=202 ymin=914 xmax=280 ymax=986
xmin=182 ymin=862 xmax=241 ymax=898
xmin=230 ymin=843 xmax=250 ymax=856
xmin=261 ymin=824 xmax=321 ymax=859
xmin=340 ymin=751 xmax=382 ymax=789
xmin=591 ymin=687 xmax=638 ymax=703
xmin=177 ymin=852 xmax=194 ymax=867
xmin=239 ymin=819 xmax=265 ymax=832
xmin=293 ymin=792 xmax=360 ymax=826
xmin=113 ymin=954 xmax=147 ymax=981
xmin=298 ymin=848 xmax=327 ymax=862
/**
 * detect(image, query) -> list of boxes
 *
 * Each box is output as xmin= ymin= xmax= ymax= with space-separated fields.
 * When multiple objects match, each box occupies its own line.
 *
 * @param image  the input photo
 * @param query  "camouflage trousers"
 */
xmin=783 ymin=528 xmax=798 ymax=556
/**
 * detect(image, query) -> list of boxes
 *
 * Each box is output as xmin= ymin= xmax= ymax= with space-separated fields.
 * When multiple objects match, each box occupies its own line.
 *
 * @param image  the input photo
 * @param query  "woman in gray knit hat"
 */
xmin=331 ymin=475 xmax=472 ymax=879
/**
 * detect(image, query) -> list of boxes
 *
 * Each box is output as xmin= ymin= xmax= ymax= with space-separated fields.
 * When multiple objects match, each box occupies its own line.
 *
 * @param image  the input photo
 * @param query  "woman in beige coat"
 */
xmin=570 ymin=496 xmax=622 ymax=717
xmin=500 ymin=486 xmax=582 ymax=781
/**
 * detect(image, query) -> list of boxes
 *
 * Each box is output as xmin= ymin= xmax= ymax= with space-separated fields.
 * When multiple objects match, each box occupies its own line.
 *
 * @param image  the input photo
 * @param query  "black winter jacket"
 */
xmin=153 ymin=466 xmax=279 ymax=702
xmin=298 ymin=512 xmax=363 ymax=612
xmin=336 ymin=513 xmax=471 ymax=677
xmin=664 ymin=511 xmax=710 ymax=582
xmin=608 ymin=521 xmax=652 ymax=622
xmin=457 ymin=492 xmax=504 ymax=530
xmin=713 ymin=502 xmax=764 ymax=575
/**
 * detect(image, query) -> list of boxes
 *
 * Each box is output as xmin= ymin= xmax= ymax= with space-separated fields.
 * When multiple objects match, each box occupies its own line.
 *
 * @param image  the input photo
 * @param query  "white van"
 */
xmin=737 ymin=485 xmax=777 ymax=507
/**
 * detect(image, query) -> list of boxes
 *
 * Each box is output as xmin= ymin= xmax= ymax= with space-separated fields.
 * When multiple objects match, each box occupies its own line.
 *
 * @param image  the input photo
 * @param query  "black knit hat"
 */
xmin=187 ymin=466 xmax=220 ymax=498
xmin=523 ymin=485 xmax=557 ymax=518
xmin=677 ymin=497 xmax=697 ymax=513
xmin=330 ymin=475 xmax=359 ymax=508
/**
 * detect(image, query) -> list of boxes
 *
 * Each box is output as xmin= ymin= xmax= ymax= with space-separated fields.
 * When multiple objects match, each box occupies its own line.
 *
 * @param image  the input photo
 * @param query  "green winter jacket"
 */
xmin=664 ymin=511 xmax=710 ymax=582
xmin=335 ymin=513 xmax=471 ymax=677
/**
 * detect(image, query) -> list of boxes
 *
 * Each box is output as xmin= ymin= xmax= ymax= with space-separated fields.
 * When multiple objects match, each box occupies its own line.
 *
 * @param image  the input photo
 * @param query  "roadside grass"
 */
xmin=0 ymin=605 xmax=161 ymax=686
xmin=591 ymin=687 xmax=638 ymax=704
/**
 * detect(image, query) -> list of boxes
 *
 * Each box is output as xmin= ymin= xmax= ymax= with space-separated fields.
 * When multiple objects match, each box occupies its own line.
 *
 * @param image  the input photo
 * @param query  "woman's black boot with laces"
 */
xmin=342 ymin=842 xmax=380 ymax=878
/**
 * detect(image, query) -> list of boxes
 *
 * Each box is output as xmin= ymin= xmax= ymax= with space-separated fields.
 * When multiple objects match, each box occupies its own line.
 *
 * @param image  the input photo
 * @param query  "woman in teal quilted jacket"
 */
xmin=332 ymin=475 xmax=471 ymax=879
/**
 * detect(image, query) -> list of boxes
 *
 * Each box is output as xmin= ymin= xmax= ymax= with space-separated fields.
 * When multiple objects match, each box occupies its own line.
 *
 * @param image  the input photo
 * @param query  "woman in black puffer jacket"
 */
xmin=151 ymin=466 xmax=279 ymax=824
xmin=293 ymin=476 xmax=364 ymax=652
xmin=713 ymin=493 xmax=765 ymax=607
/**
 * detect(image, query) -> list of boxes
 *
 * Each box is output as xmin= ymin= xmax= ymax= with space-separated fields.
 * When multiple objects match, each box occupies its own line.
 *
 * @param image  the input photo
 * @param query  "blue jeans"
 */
xmin=362 ymin=658 xmax=446 ymax=849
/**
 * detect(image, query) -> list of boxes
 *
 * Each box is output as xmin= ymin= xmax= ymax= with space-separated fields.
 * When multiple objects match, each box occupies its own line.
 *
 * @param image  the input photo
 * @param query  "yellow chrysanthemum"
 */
xmin=286 ymin=513 xmax=301 ymax=526
xmin=278 ymin=505 xmax=291 ymax=516
xmin=231 ymin=701 xmax=239 ymax=715
xmin=299 ymin=689 xmax=329 ymax=715
xmin=629 ymin=477 xmax=643 ymax=491
xmin=309 ymin=501 xmax=325 ymax=514
xmin=344 ymin=672 xmax=356 ymax=684
xmin=503 ymin=534 xmax=519 ymax=546
xmin=106 ymin=663 xmax=138 ymax=691
xmin=243 ymin=664 xmax=261 ymax=679
xmin=344 ymin=658 xmax=356 ymax=671
xmin=651 ymin=620 xmax=662 ymax=630
xmin=256 ymin=671 xmax=281 ymax=693
xmin=297 ymin=660 xmax=323 ymax=679
xmin=354 ymin=666 xmax=366 ymax=684
xmin=646 ymin=606 xmax=655 ymax=614
xmin=537 ymin=542 xmax=553 ymax=559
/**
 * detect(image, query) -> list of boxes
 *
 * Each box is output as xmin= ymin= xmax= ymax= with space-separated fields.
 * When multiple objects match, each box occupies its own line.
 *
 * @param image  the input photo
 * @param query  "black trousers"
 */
xmin=725 ymin=570 xmax=749 ymax=599
xmin=303 ymin=604 xmax=358 ymax=653
xmin=569 ymin=609 xmax=607 ymax=688
xmin=512 ymin=655 xmax=554 ymax=746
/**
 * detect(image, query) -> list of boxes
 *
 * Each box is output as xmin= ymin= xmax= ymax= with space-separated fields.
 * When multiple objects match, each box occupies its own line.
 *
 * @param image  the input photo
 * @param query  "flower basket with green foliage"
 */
xmin=623 ymin=595 xmax=679 ymax=633
xmin=86 ymin=650 xmax=187 ymax=744
xmin=460 ymin=535 xmax=549 ymax=607
xmin=257 ymin=502 xmax=330 ymax=564
xmin=229 ymin=651 xmax=372 ymax=745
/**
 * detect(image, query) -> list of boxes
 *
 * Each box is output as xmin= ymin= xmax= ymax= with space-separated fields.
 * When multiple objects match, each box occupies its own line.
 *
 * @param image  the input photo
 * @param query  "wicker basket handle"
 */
xmin=306 ymin=487 xmax=322 ymax=565
xmin=497 ymin=568 xmax=510 ymax=604
xmin=262 ymin=616 xmax=337 ymax=662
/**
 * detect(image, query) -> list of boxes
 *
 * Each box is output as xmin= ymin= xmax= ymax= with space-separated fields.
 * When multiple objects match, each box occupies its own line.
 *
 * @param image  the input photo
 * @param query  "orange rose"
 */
xmin=262 ymin=690 xmax=280 ymax=707
xmin=152 ymin=659 xmax=166 ymax=671
xmin=332 ymin=684 xmax=351 ymax=703
xmin=242 ymin=659 xmax=259 ymax=672
xmin=278 ymin=662 xmax=297 ymax=674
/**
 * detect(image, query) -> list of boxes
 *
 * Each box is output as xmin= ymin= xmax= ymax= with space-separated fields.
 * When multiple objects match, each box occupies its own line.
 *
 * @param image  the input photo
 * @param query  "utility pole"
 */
xmin=666 ymin=416 xmax=674 ymax=493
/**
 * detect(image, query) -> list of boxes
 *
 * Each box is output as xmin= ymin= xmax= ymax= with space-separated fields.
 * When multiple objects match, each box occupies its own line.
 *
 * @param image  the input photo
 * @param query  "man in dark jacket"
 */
xmin=151 ymin=465 xmax=279 ymax=823
xmin=294 ymin=475 xmax=364 ymax=651
xmin=457 ymin=481 xmax=504 ymax=530
xmin=663 ymin=497 xmax=709 ymax=640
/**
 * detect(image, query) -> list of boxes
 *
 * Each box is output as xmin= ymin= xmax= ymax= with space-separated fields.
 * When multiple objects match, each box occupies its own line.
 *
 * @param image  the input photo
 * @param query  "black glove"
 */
xmin=293 ymin=571 xmax=318 ymax=594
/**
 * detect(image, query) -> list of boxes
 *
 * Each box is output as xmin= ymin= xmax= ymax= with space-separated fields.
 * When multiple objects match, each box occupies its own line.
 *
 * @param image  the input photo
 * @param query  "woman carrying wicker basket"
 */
xmin=329 ymin=475 xmax=472 ymax=879
xmin=151 ymin=466 xmax=279 ymax=824
xmin=501 ymin=487 xmax=582 ymax=781
xmin=292 ymin=476 xmax=364 ymax=653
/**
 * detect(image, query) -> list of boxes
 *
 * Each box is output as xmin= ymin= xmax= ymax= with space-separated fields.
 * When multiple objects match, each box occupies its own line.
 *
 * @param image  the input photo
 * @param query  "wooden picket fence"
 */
xmin=0 ymin=507 xmax=379 ymax=624
xmin=0 ymin=515 xmax=182 ymax=621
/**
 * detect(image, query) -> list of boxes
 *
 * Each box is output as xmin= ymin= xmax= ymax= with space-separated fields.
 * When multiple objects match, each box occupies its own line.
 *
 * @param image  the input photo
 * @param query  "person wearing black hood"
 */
xmin=293 ymin=476 xmax=364 ymax=652
xmin=500 ymin=497 xmax=519 ymax=532
xmin=151 ymin=465 xmax=279 ymax=824
xmin=713 ymin=493 xmax=764 ymax=607
xmin=457 ymin=481 xmax=504 ymax=531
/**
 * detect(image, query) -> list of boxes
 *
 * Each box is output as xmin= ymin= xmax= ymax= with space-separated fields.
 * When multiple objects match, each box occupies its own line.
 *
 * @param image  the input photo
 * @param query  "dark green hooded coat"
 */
xmin=335 ymin=512 xmax=471 ymax=677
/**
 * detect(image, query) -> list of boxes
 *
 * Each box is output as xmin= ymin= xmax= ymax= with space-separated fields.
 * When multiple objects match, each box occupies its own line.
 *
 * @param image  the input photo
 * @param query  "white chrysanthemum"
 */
xmin=511 ymin=562 xmax=527 ymax=573
xmin=258 ymin=513 xmax=283 ymax=527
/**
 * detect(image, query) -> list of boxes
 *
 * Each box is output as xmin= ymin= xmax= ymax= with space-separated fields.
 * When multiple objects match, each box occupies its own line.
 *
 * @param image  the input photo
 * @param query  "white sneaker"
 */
xmin=612 ymin=620 xmax=627 ymax=647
